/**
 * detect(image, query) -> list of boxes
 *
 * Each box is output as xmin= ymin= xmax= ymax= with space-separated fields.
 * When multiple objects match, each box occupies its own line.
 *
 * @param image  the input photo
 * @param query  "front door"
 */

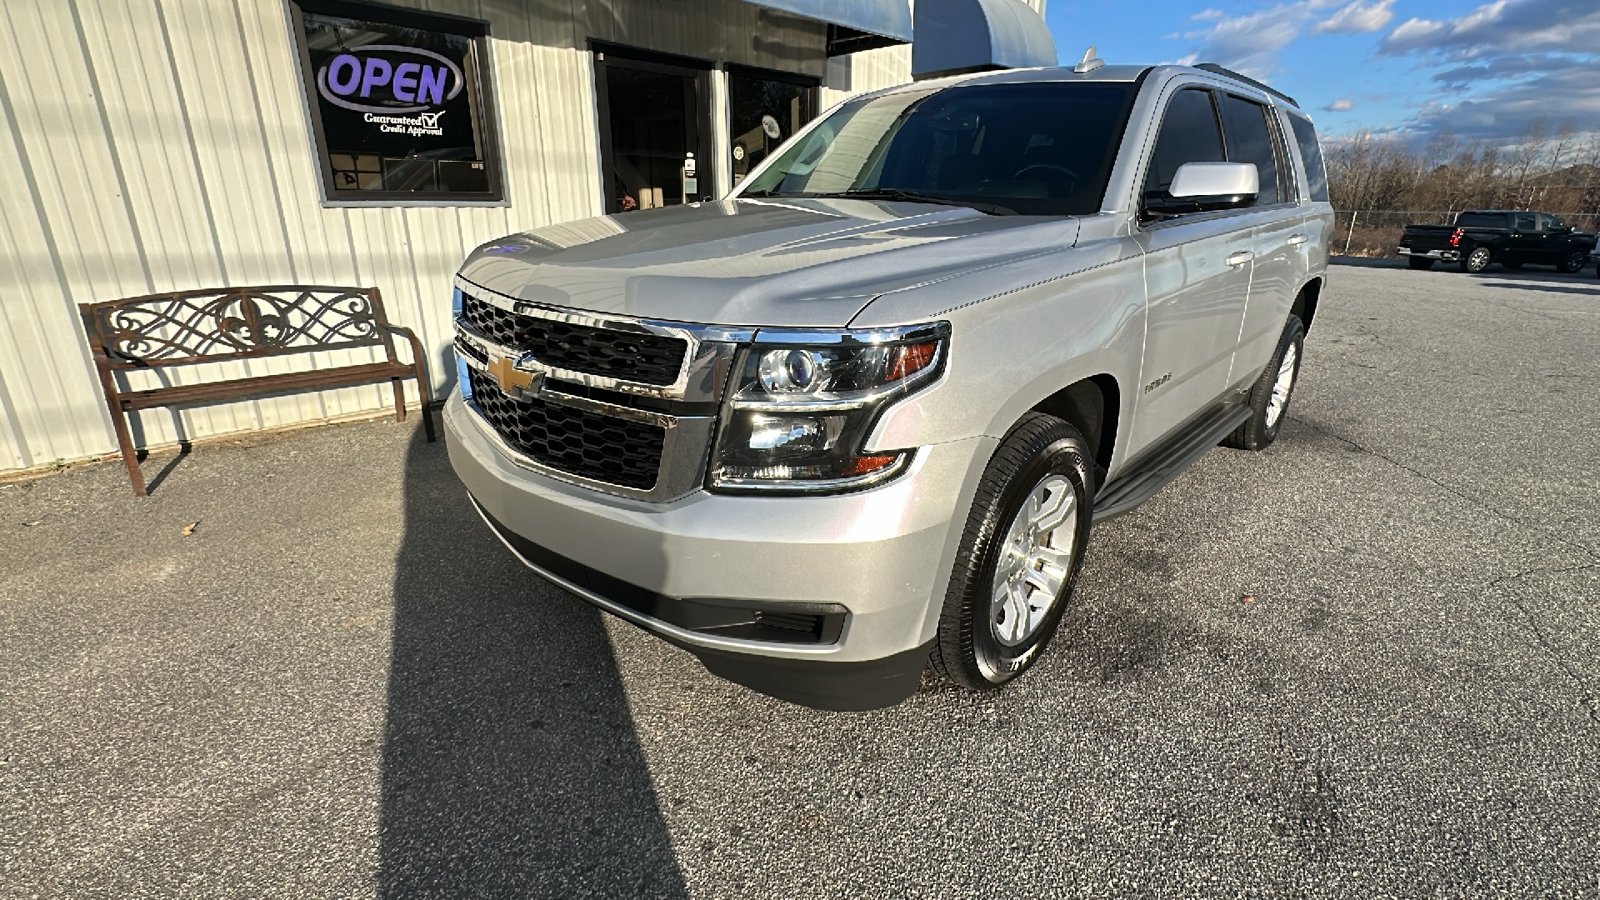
xmin=1129 ymin=85 xmax=1255 ymax=456
xmin=595 ymin=49 xmax=711 ymax=213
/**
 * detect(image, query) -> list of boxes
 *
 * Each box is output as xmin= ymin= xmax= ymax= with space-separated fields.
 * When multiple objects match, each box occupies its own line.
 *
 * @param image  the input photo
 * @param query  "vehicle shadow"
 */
xmin=378 ymin=426 xmax=687 ymax=898
xmin=1479 ymin=280 xmax=1600 ymax=296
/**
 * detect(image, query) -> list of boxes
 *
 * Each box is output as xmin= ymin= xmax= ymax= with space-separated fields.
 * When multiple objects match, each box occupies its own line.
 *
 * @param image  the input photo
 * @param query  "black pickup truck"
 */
xmin=1398 ymin=210 xmax=1596 ymax=273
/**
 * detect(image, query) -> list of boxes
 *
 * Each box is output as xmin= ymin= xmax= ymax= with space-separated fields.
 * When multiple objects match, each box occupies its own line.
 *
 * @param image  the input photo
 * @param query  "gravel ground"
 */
xmin=2 ymin=260 xmax=1597 ymax=898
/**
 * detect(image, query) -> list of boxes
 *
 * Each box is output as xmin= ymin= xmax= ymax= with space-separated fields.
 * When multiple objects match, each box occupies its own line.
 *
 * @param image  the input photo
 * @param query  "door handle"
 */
xmin=1226 ymin=251 xmax=1253 ymax=268
xmin=1287 ymin=234 xmax=1307 ymax=246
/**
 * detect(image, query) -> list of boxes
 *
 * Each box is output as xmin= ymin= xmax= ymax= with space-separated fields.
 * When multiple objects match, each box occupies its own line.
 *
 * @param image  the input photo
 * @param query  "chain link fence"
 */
xmin=1332 ymin=210 xmax=1600 ymax=258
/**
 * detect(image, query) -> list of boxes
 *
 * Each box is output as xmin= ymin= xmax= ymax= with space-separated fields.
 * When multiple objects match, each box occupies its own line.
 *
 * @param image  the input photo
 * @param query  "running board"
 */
xmin=1092 ymin=403 xmax=1251 ymax=523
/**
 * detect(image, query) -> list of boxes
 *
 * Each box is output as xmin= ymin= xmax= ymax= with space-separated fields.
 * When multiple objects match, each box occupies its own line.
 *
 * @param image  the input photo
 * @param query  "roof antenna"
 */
xmin=1073 ymin=46 xmax=1104 ymax=74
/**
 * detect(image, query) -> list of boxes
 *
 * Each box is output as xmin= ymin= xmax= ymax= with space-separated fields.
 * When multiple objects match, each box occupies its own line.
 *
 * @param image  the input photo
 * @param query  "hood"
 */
xmin=457 ymin=198 xmax=1080 ymax=328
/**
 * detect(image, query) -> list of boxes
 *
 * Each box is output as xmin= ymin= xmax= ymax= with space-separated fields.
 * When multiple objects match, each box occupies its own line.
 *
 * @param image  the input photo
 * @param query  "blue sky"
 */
xmin=1043 ymin=0 xmax=1600 ymax=143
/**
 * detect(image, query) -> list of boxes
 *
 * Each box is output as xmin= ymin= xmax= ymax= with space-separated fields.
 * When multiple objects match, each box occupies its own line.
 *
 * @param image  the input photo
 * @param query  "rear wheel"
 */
xmin=1460 ymin=246 xmax=1492 ymax=273
xmin=1557 ymin=248 xmax=1588 ymax=274
xmin=1224 ymin=315 xmax=1304 ymax=452
xmin=932 ymin=413 xmax=1093 ymax=690
xmin=1408 ymin=257 xmax=1435 ymax=270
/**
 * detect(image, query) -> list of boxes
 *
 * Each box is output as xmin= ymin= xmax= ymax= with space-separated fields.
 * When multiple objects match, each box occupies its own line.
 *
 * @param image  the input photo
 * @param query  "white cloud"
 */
xmin=1370 ymin=0 xmax=1600 ymax=142
xmin=1381 ymin=0 xmax=1600 ymax=56
xmin=1326 ymin=98 xmax=1357 ymax=112
xmin=1181 ymin=2 xmax=1320 ymax=78
xmin=1311 ymin=0 xmax=1396 ymax=35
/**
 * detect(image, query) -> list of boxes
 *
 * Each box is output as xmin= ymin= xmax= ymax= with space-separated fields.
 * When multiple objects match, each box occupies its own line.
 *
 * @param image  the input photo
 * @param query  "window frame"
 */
xmin=288 ymin=0 xmax=505 ymax=206
xmin=1138 ymin=81 xmax=1300 ymax=226
xmin=1217 ymin=91 xmax=1291 ymax=209
xmin=724 ymin=63 xmax=821 ymax=191
xmin=1141 ymin=86 xmax=1228 ymax=202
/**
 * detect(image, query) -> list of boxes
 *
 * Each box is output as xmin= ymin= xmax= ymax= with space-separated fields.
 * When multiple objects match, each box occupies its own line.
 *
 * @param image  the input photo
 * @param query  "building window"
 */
xmin=727 ymin=66 xmax=817 ymax=188
xmin=289 ymin=0 xmax=502 ymax=203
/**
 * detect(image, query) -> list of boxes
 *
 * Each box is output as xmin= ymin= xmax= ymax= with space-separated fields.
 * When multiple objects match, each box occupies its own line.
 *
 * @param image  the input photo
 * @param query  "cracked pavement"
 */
xmin=2 ymin=259 xmax=1598 ymax=897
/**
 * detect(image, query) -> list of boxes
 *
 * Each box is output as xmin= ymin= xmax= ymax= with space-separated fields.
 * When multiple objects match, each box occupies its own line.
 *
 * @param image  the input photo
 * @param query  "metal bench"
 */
xmin=79 ymin=285 xmax=434 ymax=496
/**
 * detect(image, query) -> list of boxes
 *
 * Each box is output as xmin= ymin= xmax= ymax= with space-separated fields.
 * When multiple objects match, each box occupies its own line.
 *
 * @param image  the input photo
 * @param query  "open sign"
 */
xmin=317 ymin=45 xmax=465 ymax=114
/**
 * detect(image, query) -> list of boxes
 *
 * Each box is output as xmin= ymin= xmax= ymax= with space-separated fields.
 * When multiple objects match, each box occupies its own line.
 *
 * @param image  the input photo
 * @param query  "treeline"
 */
xmin=1326 ymin=122 xmax=1600 ymax=215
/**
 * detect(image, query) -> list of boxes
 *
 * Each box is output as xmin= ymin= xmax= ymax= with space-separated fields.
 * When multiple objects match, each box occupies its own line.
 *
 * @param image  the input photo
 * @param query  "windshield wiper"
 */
xmin=812 ymin=188 xmax=1019 ymax=216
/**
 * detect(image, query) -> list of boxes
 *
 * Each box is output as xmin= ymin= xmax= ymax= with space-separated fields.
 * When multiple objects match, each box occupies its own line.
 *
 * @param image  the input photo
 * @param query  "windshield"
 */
xmin=738 ymin=82 xmax=1140 ymax=216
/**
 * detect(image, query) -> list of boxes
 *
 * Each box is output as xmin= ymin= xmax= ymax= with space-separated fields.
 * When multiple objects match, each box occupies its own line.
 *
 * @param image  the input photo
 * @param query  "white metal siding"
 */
xmin=0 ymin=0 xmax=1043 ymax=474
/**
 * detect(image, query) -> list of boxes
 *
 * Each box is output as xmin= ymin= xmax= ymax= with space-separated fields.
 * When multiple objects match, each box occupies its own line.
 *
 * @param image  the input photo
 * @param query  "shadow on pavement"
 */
xmin=378 ymin=427 xmax=687 ymax=898
xmin=1479 ymin=280 xmax=1600 ymax=296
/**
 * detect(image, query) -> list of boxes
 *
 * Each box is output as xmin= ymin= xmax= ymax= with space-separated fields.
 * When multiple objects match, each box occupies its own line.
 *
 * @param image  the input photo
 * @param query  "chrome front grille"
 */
xmin=452 ymin=279 xmax=751 ymax=502
xmin=465 ymin=369 xmax=664 ymax=490
xmin=459 ymin=293 xmax=687 ymax=386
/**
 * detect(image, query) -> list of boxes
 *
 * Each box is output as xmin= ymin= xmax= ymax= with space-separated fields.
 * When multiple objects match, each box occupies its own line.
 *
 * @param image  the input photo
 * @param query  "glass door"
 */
xmin=594 ymin=49 xmax=711 ymax=213
xmin=727 ymin=66 xmax=818 ymax=189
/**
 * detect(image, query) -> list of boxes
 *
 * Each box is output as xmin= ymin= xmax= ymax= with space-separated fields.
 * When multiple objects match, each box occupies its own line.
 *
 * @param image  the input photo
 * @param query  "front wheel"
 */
xmin=1460 ymin=246 xmax=1492 ymax=273
xmin=1408 ymin=256 xmax=1435 ymax=270
xmin=1224 ymin=315 xmax=1305 ymax=452
xmin=1557 ymin=248 xmax=1589 ymax=274
xmin=932 ymin=413 xmax=1094 ymax=690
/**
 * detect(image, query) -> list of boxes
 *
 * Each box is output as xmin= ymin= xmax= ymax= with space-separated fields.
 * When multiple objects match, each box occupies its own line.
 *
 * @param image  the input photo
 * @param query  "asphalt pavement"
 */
xmin=2 ymin=259 xmax=1597 ymax=898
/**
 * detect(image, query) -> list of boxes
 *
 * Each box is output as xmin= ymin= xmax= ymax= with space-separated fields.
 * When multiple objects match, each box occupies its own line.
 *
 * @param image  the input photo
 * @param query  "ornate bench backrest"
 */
xmin=80 ymin=285 xmax=397 ymax=369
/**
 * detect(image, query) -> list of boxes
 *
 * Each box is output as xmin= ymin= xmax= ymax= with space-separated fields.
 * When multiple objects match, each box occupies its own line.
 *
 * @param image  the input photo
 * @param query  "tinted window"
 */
xmin=1288 ymin=114 xmax=1328 ymax=202
xmin=1538 ymin=213 xmax=1564 ymax=231
xmin=1144 ymin=88 xmax=1226 ymax=196
xmin=1514 ymin=213 xmax=1536 ymax=231
xmin=741 ymin=82 xmax=1139 ymax=216
xmin=1219 ymin=94 xmax=1280 ymax=205
xmin=1457 ymin=213 xmax=1504 ymax=228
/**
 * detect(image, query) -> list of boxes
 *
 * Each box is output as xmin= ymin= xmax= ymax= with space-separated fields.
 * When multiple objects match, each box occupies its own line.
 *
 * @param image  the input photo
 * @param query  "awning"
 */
xmin=741 ymin=0 xmax=914 ymax=55
xmin=912 ymin=0 xmax=1058 ymax=80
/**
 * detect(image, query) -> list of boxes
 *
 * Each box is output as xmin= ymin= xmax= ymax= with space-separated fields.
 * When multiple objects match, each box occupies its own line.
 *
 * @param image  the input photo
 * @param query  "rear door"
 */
xmin=1508 ymin=212 xmax=1540 ymax=260
xmin=1131 ymin=85 xmax=1255 ymax=455
xmin=1537 ymin=213 xmax=1567 ymax=261
xmin=1219 ymin=93 xmax=1302 ymax=389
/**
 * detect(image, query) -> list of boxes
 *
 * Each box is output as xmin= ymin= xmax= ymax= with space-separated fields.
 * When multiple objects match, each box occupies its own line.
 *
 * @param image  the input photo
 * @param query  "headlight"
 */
xmin=709 ymin=323 xmax=949 ymax=493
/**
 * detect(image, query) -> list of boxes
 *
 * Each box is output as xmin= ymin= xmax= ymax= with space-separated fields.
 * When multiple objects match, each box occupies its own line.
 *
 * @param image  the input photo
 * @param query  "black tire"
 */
xmin=1460 ymin=246 xmax=1492 ymax=273
xmin=1223 ymin=315 xmax=1305 ymax=452
xmin=1408 ymin=257 xmax=1435 ymax=270
xmin=1557 ymin=248 xmax=1588 ymax=274
xmin=931 ymin=413 xmax=1094 ymax=690
xmin=1502 ymin=260 xmax=1523 ymax=270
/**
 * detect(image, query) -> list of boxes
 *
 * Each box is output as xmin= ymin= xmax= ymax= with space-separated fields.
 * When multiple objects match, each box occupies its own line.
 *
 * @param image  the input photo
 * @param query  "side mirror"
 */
xmin=1144 ymin=162 xmax=1259 ymax=216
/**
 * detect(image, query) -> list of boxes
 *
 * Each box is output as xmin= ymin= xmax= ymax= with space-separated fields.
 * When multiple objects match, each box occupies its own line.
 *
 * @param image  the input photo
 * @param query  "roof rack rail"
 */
xmin=1194 ymin=63 xmax=1299 ymax=108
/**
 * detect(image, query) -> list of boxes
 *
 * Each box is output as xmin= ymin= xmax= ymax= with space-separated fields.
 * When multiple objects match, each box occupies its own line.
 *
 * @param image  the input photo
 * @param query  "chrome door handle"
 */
xmin=1226 ymin=251 xmax=1253 ymax=268
xmin=1287 ymin=234 xmax=1307 ymax=246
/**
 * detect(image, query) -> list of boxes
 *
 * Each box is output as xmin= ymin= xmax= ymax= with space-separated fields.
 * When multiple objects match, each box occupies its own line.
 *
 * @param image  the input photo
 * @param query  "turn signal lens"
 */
xmin=887 ymin=341 xmax=939 ymax=382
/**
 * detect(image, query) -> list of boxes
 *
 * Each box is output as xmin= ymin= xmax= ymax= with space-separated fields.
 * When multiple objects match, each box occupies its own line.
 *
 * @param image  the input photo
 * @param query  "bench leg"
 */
xmin=92 ymin=364 xmax=147 ymax=497
xmin=391 ymin=377 xmax=407 ymax=424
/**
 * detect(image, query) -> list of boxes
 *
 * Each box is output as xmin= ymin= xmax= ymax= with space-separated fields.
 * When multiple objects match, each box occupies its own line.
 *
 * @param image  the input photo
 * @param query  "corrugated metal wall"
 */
xmin=0 ymin=0 xmax=1043 ymax=474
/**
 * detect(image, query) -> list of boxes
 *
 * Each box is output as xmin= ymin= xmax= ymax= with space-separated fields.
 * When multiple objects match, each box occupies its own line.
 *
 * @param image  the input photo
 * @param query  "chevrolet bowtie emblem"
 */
xmin=487 ymin=353 xmax=543 ymax=400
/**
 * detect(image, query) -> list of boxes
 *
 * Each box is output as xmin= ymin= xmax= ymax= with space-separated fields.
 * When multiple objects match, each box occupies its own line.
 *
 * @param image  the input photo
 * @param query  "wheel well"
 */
xmin=1032 ymin=375 xmax=1119 ymax=486
xmin=1292 ymin=278 xmax=1322 ymax=331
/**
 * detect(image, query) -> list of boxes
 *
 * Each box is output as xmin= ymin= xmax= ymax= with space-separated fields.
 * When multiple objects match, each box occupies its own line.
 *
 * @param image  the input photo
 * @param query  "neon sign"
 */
xmin=316 ymin=45 xmax=464 ymax=114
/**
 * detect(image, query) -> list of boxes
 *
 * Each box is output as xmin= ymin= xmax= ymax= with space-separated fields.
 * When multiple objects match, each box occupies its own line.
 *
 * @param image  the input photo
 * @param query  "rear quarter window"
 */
xmin=1287 ymin=114 xmax=1327 ymax=202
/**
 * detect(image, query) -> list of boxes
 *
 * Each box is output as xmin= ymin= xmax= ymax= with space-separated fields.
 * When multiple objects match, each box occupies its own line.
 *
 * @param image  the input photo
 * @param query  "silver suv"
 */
xmin=444 ymin=63 xmax=1333 ymax=710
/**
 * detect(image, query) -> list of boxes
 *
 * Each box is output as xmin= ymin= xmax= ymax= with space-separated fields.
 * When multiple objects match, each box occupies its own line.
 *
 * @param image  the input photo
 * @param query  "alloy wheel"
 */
xmin=989 ymin=474 xmax=1077 ymax=649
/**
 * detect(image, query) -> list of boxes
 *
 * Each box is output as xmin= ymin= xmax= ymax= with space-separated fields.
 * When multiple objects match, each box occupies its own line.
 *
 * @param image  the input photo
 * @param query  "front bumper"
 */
xmin=443 ymin=394 xmax=994 ymax=709
xmin=1397 ymin=247 xmax=1459 ymax=261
